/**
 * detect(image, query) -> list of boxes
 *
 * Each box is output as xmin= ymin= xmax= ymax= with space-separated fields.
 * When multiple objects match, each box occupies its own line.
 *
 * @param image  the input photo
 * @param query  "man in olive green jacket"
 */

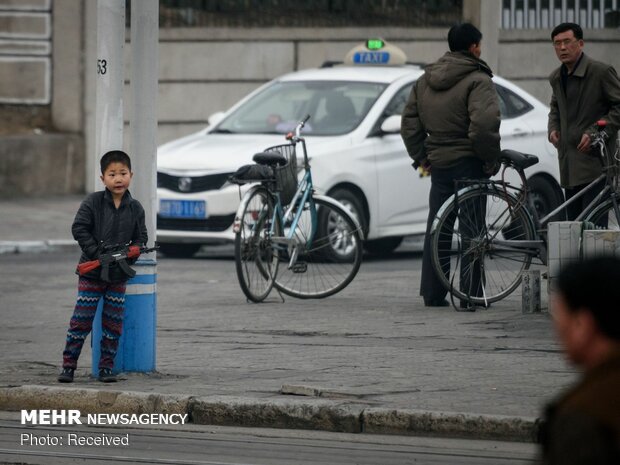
xmin=548 ymin=23 xmax=620 ymax=220
xmin=401 ymin=23 xmax=501 ymax=308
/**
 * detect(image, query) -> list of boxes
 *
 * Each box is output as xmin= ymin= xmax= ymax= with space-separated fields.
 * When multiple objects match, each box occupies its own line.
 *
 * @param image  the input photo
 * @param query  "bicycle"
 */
xmin=429 ymin=120 xmax=619 ymax=307
xmin=231 ymin=115 xmax=364 ymax=302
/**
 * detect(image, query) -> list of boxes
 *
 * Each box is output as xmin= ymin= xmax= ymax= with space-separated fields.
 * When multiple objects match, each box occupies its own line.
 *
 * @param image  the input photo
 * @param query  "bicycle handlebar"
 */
xmin=592 ymin=119 xmax=609 ymax=148
xmin=286 ymin=115 xmax=311 ymax=142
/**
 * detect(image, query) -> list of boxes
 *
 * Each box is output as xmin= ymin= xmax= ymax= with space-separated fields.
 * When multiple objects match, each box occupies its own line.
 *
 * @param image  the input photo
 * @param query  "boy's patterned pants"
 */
xmin=62 ymin=277 xmax=126 ymax=370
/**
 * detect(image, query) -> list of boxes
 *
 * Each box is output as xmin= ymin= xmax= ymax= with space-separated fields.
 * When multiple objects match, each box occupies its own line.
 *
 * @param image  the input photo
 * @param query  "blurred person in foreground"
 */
xmin=540 ymin=256 xmax=620 ymax=464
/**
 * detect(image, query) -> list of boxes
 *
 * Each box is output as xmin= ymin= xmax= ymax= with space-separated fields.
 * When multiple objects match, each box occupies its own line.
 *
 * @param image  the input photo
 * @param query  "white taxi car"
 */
xmin=157 ymin=40 xmax=562 ymax=257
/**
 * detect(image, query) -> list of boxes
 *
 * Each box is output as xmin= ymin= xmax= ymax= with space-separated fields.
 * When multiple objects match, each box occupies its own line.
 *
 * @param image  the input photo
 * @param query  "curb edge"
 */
xmin=0 ymin=385 xmax=539 ymax=442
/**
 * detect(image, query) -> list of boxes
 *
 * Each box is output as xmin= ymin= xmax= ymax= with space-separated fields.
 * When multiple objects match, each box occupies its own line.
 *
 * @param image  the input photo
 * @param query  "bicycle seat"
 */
xmin=500 ymin=149 xmax=539 ymax=170
xmin=253 ymin=152 xmax=287 ymax=166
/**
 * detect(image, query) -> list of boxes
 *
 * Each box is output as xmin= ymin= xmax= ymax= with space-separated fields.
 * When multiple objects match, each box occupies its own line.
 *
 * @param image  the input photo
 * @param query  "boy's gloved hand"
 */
xmin=85 ymin=244 xmax=102 ymax=260
xmin=127 ymin=245 xmax=141 ymax=258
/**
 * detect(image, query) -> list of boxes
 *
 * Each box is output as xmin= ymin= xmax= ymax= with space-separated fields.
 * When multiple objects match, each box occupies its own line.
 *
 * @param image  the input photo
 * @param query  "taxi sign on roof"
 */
xmin=344 ymin=39 xmax=407 ymax=66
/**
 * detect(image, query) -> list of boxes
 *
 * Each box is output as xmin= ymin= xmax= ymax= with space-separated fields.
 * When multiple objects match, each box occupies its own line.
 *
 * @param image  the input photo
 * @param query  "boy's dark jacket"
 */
xmin=72 ymin=189 xmax=148 ymax=283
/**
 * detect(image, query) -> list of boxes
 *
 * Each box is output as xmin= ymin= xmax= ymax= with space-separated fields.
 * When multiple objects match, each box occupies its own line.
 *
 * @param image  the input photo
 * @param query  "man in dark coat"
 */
xmin=401 ymin=23 xmax=501 ymax=308
xmin=539 ymin=257 xmax=620 ymax=464
xmin=548 ymin=23 xmax=620 ymax=220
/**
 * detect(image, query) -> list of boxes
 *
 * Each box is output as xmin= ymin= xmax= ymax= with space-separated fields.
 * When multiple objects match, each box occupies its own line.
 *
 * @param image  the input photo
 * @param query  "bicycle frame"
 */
xmin=270 ymin=169 xmax=318 ymax=244
xmin=456 ymin=124 xmax=620 ymax=266
xmin=449 ymin=179 xmax=545 ymax=260
xmin=543 ymin=126 xmax=620 ymax=222
xmin=232 ymin=115 xmax=364 ymax=302
xmin=268 ymin=117 xmax=321 ymax=268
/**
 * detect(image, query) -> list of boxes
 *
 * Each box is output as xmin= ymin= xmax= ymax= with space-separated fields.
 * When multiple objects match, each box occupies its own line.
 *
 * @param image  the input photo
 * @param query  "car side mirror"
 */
xmin=207 ymin=111 xmax=226 ymax=127
xmin=380 ymin=114 xmax=401 ymax=134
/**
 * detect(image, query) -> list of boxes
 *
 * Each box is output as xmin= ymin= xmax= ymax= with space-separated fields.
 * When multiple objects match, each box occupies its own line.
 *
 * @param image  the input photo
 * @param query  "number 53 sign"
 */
xmin=97 ymin=59 xmax=108 ymax=75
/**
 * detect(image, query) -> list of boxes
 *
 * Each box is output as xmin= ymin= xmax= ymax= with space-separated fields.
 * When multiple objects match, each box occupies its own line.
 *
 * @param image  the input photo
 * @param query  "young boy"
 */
xmin=58 ymin=150 xmax=148 ymax=383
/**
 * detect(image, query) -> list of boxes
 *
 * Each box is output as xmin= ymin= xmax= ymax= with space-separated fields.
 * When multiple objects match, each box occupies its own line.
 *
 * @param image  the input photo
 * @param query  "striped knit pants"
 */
xmin=62 ymin=277 xmax=126 ymax=370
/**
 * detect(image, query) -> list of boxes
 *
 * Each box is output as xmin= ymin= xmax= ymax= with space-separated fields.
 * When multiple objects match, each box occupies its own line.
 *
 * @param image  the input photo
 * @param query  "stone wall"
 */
xmin=0 ymin=133 xmax=84 ymax=197
xmin=1 ymin=0 xmax=619 ymax=197
xmin=131 ymin=26 xmax=620 ymax=145
xmin=0 ymin=0 xmax=83 ymax=197
xmin=0 ymin=0 xmax=51 ymax=104
xmin=116 ymin=27 xmax=449 ymax=146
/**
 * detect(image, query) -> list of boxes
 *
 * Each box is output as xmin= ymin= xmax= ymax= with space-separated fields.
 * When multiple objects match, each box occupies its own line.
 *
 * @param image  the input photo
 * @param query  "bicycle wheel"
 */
xmin=584 ymin=198 xmax=620 ymax=229
xmin=430 ymin=185 xmax=537 ymax=306
xmin=273 ymin=195 xmax=363 ymax=299
xmin=234 ymin=187 xmax=278 ymax=302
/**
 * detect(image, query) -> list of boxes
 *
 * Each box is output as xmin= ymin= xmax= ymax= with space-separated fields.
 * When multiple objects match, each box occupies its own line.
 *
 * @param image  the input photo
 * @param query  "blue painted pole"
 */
xmin=91 ymin=259 xmax=157 ymax=375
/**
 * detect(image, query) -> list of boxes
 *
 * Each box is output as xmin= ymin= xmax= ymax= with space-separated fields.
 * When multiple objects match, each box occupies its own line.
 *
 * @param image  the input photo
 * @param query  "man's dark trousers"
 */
xmin=420 ymin=158 xmax=486 ymax=303
xmin=565 ymin=177 xmax=607 ymax=226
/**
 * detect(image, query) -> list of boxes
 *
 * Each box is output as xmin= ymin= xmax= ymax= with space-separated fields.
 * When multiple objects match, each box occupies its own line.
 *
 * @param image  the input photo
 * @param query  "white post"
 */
xmin=116 ymin=0 xmax=159 ymax=373
xmin=91 ymin=0 xmax=126 ymax=377
xmin=94 ymin=0 xmax=125 ymax=190
xmin=481 ymin=0 xmax=501 ymax=72
xmin=522 ymin=270 xmax=541 ymax=313
xmin=465 ymin=0 xmax=501 ymax=71
xmin=547 ymin=222 xmax=582 ymax=295
xmin=130 ymin=0 xmax=158 ymax=251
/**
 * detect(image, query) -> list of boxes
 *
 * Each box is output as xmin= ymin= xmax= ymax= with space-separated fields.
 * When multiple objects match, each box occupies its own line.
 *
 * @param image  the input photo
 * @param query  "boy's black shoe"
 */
xmin=423 ymin=298 xmax=450 ymax=307
xmin=58 ymin=368 xmax=75 ymax=383
xmin=98 ymin=368 xmax=117 ymax=383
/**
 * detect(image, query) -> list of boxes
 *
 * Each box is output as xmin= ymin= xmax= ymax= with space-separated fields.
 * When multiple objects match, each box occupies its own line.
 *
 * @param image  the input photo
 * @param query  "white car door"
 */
xmin=496 ymin=83 xmax=539 ymax=153
xmin=373 ymin=84 xmax=431 ymax=237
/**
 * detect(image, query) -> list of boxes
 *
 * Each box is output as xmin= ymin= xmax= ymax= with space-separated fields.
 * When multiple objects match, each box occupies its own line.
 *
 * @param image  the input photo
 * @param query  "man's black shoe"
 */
xmin=58 ymin=368 xmax=75 ymax=383
xmin=457 ymin=302 xmax=477 ymax=312
xmin=424 ymin=298 xmax=450 ymax=307
xmin=98 ymin=368 xmax=118 ymax=383
xmin=457 ymin=300 xmax=491 ymax=312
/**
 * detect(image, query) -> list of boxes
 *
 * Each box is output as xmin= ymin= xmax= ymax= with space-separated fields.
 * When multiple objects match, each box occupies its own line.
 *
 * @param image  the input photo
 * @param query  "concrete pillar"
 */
xmin=582 ymin=230 xmax=620 ymax=259
xmin=93 ymin=0 xmax=125 ymax=190
xmin=462 ymin=0 xmax=481 ymax=26
xmin=84 ymin=0 xmax=98 ymax=192
xmin=130 ymin=0 xmax=158 ymax=252
xmin=125 ymin=0 xmax=159 ymax=373
xmin=462 ymin=0 xmax=501 ymax=72
xmin=522 ymin=270 xmax=541 ymax=313
xmin=547 ymin=222 xmax=582 ymax=293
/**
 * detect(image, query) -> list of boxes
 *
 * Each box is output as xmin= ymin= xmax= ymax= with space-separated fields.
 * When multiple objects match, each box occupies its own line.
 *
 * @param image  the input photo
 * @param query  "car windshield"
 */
xmin=214 ymin=81 xmax=388 ymax=136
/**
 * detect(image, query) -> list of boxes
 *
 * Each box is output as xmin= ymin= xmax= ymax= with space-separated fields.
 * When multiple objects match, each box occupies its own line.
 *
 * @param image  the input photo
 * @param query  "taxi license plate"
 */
xmin=159 ymin=200 xmax=207 ymax=219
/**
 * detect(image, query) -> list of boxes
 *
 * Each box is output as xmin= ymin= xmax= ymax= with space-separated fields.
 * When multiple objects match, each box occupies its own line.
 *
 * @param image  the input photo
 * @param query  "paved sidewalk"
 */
xmin=0 ymin=195 xmax=81 ymax=253
xmin=0 ymin=196 xmax=572 ymax=441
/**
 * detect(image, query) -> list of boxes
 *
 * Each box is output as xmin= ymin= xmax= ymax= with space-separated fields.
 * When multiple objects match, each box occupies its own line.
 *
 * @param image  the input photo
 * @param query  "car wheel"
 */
xmin=159 ymin=243 xmax=201 ymax=258
xmin=364 ymin=236 xmax=404 ymax=256
xmin=528 ymin=176 xmax=564 ymax=221
xmin=328 ymin=188 xmax=367 ymax=235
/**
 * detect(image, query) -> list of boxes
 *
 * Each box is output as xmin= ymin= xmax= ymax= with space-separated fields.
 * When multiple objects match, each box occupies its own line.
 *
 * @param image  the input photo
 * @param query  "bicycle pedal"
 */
xmin=290 ymin=262 xmax=307 ymax=273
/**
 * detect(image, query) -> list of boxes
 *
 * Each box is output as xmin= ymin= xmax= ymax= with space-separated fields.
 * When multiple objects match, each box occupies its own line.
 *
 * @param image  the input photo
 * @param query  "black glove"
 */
xmin=85 ymin=243 xmax=102 ymax=260
xmin=483 ymin=160 xmax=501 ymax=177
